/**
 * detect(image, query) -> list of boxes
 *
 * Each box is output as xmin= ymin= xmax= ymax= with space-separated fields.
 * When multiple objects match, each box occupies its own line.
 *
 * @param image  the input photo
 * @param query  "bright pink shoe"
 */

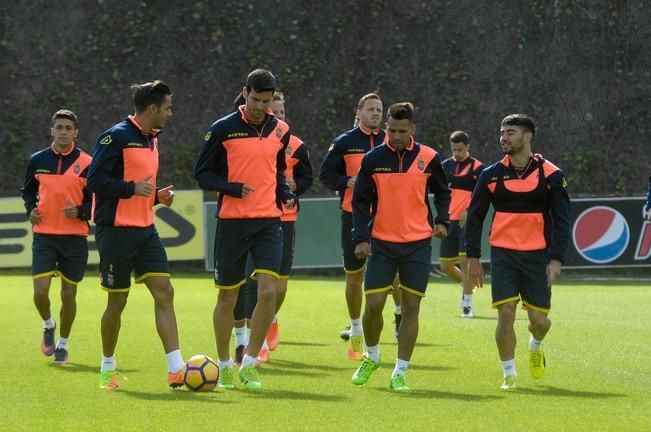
xmin=266 ymin=321 xmax=279 ymax=351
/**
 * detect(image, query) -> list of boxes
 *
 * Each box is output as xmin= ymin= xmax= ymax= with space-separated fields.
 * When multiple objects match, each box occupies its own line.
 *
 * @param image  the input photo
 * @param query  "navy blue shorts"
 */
xmin=234 ymin=253 xmax=257 ymax=321
xmin=32 ymin=234 xmax=88 ymax=284
xmin=365 ymin=238 xmax=432 ymax=297
xmin=95 ymin=225 xmax=170 ymax=291
xmin=439 ymin=221 xmax=466 ymax=261
xmin=279 ymin=221 xmax=296 ymax=277
xmin=341 ymin=211 xmax=365 ymax=274
xmin=490 ymin=247 xmax=551 ymax=312
xmin=214 ymin=218 xmax=282 ymax=289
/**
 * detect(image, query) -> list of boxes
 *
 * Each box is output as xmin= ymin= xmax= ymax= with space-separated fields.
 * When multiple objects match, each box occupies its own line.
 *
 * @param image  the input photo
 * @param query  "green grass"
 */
xmin=2 ymin=274 xmax=650 ymax=431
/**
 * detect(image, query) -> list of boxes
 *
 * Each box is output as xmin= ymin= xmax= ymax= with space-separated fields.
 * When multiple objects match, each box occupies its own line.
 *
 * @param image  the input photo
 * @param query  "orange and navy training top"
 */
xmin=319 ymin=126 xmax=386 ymax=213
xmin=465 ymin=153 xmax=571 ymax=262
xmin=87 ymin=116 xmax=162 ymax=227
xmin=281 ymin=134 xmax=313 ymax=222
xmin=441 ymin=155 xmax=485 ymax=221
xmin=193 ymin=106 xmax=294 ymax=219
xmin=21 ymin=143 xmax=92 ymax=236
xmin=352 ymin=138 xmax=451 ymax=244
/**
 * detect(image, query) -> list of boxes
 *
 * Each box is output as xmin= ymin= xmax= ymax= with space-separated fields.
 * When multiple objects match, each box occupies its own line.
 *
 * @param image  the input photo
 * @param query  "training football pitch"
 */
xmin=2 ymin=273 xmax=650 ymax=431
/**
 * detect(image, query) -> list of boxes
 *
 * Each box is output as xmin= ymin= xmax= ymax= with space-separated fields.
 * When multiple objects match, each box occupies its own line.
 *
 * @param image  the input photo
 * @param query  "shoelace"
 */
xmin=358 ymin=359 xmax=377 ymax=374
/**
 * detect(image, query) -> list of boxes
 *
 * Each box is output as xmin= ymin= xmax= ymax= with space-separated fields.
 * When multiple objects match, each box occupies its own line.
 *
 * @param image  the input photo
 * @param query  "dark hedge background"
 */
xmin=1 ymin=0 xmax=649 ymax=198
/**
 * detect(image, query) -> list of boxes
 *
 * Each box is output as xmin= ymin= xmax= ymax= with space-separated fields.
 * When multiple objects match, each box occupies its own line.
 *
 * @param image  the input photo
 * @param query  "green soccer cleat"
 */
xmin=239 ymin=364 xmax=262 ymax=391
xmin=352 ymin=356 xmax=380 ymax=386
xmin=99 ymin=370 xmax=119 ymax=391
xmin=389 ymin=375 xmax=410 ymax=392
xmin=218 ymin=366 xmax=235 ymax=389
xmin=530 ymin=348 xmax=546 ymax=379
xmin=500 ymin=375 xmax=517 ymax=390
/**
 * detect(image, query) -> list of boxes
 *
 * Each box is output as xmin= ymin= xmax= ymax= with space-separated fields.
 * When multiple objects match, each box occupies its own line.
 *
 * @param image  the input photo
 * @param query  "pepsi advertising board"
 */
xmin=566 ymin=197 xmax=651 ymax=268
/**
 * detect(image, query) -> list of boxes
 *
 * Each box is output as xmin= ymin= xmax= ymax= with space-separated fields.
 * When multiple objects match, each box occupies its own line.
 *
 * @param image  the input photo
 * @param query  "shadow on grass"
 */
xmin=49 ymin=362 xmax=139 ymax=375
xmin=120 ymin=389 xmax=235 ymax=403
xmin=270 ymin=359 xmax=350 ymax=371
xmin=279 ymin=341 xmax=329 ymax=347
xmin=511 ymin=385 xmax=626 ymax=399
xmin=377 ymin=388 xmax=504 ymax=401
xmin=245 ymin=389 xmax=347 ymax=402
xmin=375 ymin=362 xmax=457 ymax=372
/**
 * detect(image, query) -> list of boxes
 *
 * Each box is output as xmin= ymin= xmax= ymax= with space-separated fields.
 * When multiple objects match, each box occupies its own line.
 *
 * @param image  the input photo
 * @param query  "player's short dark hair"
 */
xmin=501 ymin=114 xmax=536 ymax=137
xmin=51 ymin=109 xmax=78 ymax=128
xmin=130 ymin=80 xmax=172 ymax=113
xmin=450 ymin=130 xmax=470 ymax=144
xmin=387 ymin=102 xmax=414 ymax=122
xmin=245 ymin=69 xmax=276 ymax=93
xmin=357 ymin=93 xmax=381 ymax=110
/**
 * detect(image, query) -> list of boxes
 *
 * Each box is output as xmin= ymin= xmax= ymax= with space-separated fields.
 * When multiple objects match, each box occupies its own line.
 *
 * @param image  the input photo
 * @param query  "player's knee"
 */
xmin=497 ymin=303 xmax=517 ymax=322
xmin=529 ymin=314 xmax=550 ymax=332
xmin=152 ymin=283 xmax=174 ymax=305
xmin=257 ymin=284 xmax=276 ymax=304
xmin=61 ymin=284 xmax=77 ymax=300
xmin=106 ymin=294 xmax=129 ymax=314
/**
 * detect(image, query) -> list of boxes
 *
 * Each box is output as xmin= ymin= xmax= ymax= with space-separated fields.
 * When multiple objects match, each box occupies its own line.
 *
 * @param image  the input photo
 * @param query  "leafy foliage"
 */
xmin=2 ymin=1 xmax=649 ymax=197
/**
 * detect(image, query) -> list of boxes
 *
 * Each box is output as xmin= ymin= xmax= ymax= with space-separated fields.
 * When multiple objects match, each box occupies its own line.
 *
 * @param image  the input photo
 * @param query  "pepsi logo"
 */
xmin=573 ymin=206 xmax=630 ymax=264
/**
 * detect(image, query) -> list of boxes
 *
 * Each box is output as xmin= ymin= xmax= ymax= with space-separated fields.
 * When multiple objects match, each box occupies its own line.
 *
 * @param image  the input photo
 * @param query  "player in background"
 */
xmin=321 ymin=93 xmax=405 ymax=359
xmin=88 ymin=81 xmax=184 ymax=390
xmin=21 ymin=109 xmax=92 ymax=365
xmin=466 ymin=114 xmax=570 ymax=390
xmin=439 ymin=131 xmax=484 ymax=317
xmin=351 ymin=102 xmax=450 ymax=391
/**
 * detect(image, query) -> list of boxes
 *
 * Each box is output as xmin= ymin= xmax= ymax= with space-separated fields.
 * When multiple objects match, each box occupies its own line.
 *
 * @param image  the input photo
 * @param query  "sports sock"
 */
xmin=235 ymin=326 xmax=247 ymax=347
xmin=529 ymin=336 xmax=543 ymax=351
xmin=394 ymin=305 xmax=402 ymax=315
xmin=43 ymin=318 xmax=55 ymax=329
xmin=241 ymin=354 xmax=257 ymax=368
xmin=272 ymin=315 xmax=278 ymax=324
xmin=350 ymin=318 xmax=362 ymax=336
xmin=392 ymin=358 xmax=409 ymax=377
xmin=462 ymin=294 xmax=473 ymax=307
xmin=218 ymin=359 xmax=233 ymax=370
xmin=56 ymin=337 xmax=68 ymax=350
xmin=366 ymin=344 xmax=380 ymax=363
xmin=101 ymin=355 xmax=116 ymax=372
xmin=500 ymin=359 xmax=516 ymax=377
xmin=165 ymin=349 xmax=184 ymax=373
xmin=261 ymin=339 xmax=269 ymax=351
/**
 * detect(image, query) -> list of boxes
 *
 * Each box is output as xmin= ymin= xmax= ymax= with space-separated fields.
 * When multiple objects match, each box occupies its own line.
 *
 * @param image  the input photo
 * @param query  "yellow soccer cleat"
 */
xmin=529 ymin=348 xmax=546 ymax=379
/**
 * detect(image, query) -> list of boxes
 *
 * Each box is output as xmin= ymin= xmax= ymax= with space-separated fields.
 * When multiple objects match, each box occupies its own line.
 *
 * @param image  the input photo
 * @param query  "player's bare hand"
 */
xmin=157 ymin=185 xmax=175 ymax=207
xmin=354 ymin=242 xmax=371 ymax=259
xmin=286 ymin=177 xmax=297 ymax=192
xmin=134 ymin=175 xmax=154 ymax=197
xmin=546 ymin=259 xmax=562 ymax=287
xmin=434 ymin=223 xmax=448 ymax=239
xmin=61 ymin=199 xmax=78 ymax=219
xmin=29 ymin=208 xmax=42 ymax=225
xmin=241 ymin=184 xmax=255 ymax=198
xmin=347 ymin=176 xmax=357 ymax=189
xmin=467 ymin=257 xmax=484 ymax=289
xmin=284 ymin=198 xmax=296 ymax=209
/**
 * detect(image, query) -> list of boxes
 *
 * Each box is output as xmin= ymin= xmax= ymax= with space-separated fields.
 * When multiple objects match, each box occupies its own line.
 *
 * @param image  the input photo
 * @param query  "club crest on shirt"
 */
xmin=73 ymin=163 xmax=80 ymax=174
xmin=417 ymin=157 xmax=425 ymax=171
xmin=276 ymin=127 xmax=282 ymax=138
xmin=285 ymin=145 xmax=293 ymax=155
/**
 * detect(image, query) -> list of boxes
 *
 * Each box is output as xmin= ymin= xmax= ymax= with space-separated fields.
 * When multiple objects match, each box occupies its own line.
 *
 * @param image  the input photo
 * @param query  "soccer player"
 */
xmin=465 ymin=114 xmax=571 ymax=390
xmin=87 ymin=81 xmax=185 ymax=391
xmin=351 ymin=102 xmax=450 ymax=391
xmin=21 ymin=109 xmax=92 ymax=365
xmin=643 ymin=176 xmax=651 ymax=221
xmin=193 ymin=69 xmax=296 ymax=391
xmin=439 ymin=131 xmax=485 ymax=317
xmin=233 ymin=91 xmax=313 ymax=365
xmin=320 ymin=93 xmax=386 ymax=360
